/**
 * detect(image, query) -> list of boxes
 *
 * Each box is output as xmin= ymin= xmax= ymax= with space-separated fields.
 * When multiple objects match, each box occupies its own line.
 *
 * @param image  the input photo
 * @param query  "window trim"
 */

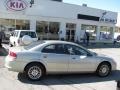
xmin=41 ymin=44 xmax=69 ymax=55
xmin=64 ymin=44 xmax=93 ymax=56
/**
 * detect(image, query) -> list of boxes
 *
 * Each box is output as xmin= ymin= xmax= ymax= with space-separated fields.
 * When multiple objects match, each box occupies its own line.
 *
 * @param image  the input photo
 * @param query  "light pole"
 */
xmin=30 ymin=0 xmax=34 ymax=8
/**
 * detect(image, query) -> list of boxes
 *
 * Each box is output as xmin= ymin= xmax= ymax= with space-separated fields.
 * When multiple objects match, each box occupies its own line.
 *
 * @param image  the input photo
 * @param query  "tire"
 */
xmin=117 ymin=35 xmax=120 ymax=41
xmin=25 ymin=63 xmax=45 ymax=81
xmin=117 ymin=81 xmax=120 ymax=88
xmin=96 ymin=62 xmax=111 ymax=77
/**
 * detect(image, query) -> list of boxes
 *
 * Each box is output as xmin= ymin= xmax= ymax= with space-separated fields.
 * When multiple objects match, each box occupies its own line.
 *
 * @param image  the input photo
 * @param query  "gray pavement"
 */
xmin=0 ymin=44 xmax=120 ymax=90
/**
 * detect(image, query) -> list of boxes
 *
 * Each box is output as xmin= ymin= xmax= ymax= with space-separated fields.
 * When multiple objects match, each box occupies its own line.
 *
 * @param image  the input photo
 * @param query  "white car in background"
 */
xmin=9 ymin=30 xmax=38 ymax=46
xmin=114 ymin=32 xmax=120 ymax=43
xmin=5 ymin=40 xmax=117 ymax=81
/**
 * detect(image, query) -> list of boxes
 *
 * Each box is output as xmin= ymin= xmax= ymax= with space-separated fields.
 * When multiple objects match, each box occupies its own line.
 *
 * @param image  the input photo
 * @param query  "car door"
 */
xmin=65 ymin=44 xmax=97 ymax=72
xmin=41 ymin=44 xmax=69 ymax=73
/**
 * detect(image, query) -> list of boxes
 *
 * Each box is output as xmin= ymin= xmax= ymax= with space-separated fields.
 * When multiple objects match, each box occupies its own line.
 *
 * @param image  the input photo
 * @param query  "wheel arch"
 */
xmin=24 ymin=61 xmax=46 ymax=74
xmin=97 ymin=61 xmax=112 ymax=71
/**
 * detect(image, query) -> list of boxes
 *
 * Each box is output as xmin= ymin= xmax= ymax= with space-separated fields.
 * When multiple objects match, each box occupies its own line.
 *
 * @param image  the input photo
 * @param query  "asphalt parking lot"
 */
xmin=0 ymin=44 xmax=120 ymax=90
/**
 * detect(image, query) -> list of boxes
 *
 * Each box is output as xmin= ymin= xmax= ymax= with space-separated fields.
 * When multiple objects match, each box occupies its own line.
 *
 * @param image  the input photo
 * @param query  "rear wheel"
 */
xmin=117 ymin=35 xmax=120 ymax=41
xmin=25 ymin=63 xmax=45 ymax=81
xmin=96 ymin=62 xmax=111 ymax=77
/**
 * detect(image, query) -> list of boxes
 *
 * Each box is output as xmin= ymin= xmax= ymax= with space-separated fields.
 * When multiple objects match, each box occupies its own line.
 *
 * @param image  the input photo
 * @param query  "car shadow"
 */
xmin=18 ymin=70 xmax=120 ymax=85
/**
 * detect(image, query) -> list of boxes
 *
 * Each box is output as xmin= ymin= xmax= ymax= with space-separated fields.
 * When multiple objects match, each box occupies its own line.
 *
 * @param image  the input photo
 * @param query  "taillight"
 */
xmin=9 ymin=51 xmax=17 ymax=58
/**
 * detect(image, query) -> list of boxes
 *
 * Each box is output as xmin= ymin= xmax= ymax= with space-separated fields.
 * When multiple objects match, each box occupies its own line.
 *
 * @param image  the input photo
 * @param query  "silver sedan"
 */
xmin=5 ymin=40 xmax=117 ymax=81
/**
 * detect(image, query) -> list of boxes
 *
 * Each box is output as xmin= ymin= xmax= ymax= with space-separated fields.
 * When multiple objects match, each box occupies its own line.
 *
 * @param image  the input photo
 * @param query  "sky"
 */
xmin=63 ymin=0 xmax=120 ymax=12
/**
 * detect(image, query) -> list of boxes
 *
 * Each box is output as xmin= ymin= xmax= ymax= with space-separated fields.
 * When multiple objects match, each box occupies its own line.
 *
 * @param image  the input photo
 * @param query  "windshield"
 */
xmin=24 ymin=41 xmax=45 ymax=50
xmin=20 ymin=31 xmax=37 ymax=38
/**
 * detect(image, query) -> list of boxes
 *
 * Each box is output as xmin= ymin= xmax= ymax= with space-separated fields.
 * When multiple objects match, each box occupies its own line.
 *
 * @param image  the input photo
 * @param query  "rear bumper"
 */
xmin=5 ymin=56 xmax=27 ymax=73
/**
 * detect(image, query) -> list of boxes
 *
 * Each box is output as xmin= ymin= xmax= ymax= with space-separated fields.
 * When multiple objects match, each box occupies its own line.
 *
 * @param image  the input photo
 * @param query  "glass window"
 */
xmin=29 ymin=32 xmax=37 ymax=38
xmin=49 ymin=22 xmax=59 ymax=40
xmin=64 ymin=44 xmax=90 ymax=56
xmin=20 ymin=31 xmax=29 ymax=38
xmin=20 ymin=31 xmax=36 ymax=38
xmin=0 ymin=19 xmax=15 ymax=39
xmin=81 ymin=24 xmax=97 ymax=40
xmin=66 ymin=23 xmax=76 ymax=41
xmin=36 ymin=21 xmax=60 ymax=40
xmin=42 ymin=44 xmax=66 ymax=54
xmin=99 ymin=26 xmax=113 ymax=40
xmin=16 ymin=20 xmax=30 ymax=30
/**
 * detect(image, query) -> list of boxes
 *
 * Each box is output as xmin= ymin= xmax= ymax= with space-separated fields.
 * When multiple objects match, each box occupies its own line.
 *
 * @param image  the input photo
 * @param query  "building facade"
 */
xmin=0 ymin=0 xmax=118 ymax=43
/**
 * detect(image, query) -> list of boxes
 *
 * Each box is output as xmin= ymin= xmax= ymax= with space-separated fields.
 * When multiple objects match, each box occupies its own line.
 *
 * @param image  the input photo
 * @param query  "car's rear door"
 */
xmin=41 ymin=44 xmax=69 ymax=73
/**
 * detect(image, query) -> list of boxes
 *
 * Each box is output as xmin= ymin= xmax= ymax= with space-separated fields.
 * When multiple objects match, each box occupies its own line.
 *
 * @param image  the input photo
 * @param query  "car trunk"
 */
xmin=9 ymin=46 xmax=26 ymax=52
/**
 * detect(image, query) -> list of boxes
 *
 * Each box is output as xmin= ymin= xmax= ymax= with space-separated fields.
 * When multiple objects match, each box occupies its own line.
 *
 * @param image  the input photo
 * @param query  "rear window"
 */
xmin=20 ymin=31 xmax=37 ymax=38
xmin=24 ymin=41 xmax=45 ymax=50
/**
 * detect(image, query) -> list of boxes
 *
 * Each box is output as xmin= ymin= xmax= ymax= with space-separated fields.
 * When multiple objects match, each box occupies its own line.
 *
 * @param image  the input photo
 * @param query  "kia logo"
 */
xmin=6 ymin=0 xmax=27 ymax=11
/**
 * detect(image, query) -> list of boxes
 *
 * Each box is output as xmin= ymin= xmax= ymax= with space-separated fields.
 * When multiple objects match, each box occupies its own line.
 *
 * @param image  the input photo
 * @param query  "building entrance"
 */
xmin=66 ymin=23 xmax=76 ymax=41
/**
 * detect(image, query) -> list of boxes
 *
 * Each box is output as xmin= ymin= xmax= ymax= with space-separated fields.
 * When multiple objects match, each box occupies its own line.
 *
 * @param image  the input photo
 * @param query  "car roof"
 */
xmin=44 ymin=40 xmax=78 ymax=46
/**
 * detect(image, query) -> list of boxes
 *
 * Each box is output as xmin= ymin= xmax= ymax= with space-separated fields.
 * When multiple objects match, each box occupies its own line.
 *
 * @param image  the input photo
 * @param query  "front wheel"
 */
xmin=25 ymin=64 xmax=44 ymax=81
xmin=96 ymin=63 xmax=111 ymax=77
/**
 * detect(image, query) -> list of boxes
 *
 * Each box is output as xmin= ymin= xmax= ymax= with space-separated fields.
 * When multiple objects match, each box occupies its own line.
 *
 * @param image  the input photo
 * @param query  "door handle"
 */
xmin=72 ymin=57 xmax=76 ymax=60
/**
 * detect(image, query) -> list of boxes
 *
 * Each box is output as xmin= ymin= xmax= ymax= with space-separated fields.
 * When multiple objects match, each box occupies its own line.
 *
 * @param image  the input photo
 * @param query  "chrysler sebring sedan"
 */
xmin=5 ymin=40 xmax=117 ymax=81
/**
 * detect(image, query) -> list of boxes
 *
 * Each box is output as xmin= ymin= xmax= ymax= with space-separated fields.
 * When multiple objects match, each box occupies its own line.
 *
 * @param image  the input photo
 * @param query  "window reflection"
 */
xmin=99 ymin=26 xmax=113 ymax=40
xmin=36 ymin=21 xmax=60 ymax=40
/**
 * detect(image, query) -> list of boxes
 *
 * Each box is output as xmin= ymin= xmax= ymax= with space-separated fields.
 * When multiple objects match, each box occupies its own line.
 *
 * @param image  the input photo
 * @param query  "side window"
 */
xmin=42 ymin=44 xmax=55 ymax=53
xmin=29 ymin=32 xmax=37 ymax=38
xmin=20 ymin=31 xmax=29 ymax=38
xmin=42 ymin=44 xmax=66 ymax=54
xmin=73 ymin=46 xmax=88 ymax=56
xmin=65 ymin=44 xmax=90 ymax=56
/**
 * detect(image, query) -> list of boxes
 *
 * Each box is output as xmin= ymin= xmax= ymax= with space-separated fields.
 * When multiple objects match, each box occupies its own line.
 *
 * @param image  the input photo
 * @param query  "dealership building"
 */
xmin=0 ymin=0 xmax=119 ymax=43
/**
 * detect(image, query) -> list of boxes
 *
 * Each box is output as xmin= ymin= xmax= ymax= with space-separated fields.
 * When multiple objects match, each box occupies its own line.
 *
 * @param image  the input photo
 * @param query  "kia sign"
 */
xmin=6 ymin=0 xmax=27 ymax=11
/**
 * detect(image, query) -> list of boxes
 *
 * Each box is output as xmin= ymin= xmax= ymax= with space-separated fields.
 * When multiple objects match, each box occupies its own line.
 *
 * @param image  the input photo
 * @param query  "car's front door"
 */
xmin=65 ymin=44 xmax=96 ymax=72
xmin=41 ymin=44 xmax=69 ymax=73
